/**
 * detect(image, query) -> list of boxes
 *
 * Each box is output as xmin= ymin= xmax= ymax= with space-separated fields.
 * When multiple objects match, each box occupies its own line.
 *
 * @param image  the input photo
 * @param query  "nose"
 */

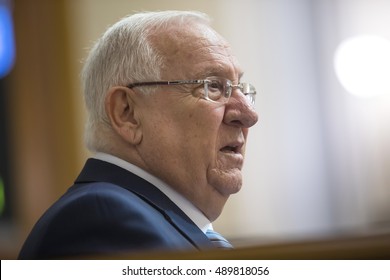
xmin=223 ymin=90 xmax=259 ymax=128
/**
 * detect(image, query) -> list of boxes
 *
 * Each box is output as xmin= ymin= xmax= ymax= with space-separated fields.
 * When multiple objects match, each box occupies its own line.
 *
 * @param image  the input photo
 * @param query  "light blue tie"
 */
xmin=206 ymin=229 xmax=233 ymax=249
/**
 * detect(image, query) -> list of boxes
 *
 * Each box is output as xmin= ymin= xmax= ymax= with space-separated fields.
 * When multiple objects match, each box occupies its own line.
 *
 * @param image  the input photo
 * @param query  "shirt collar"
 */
xmin=93 ymin=152 xmax=212 ymax=233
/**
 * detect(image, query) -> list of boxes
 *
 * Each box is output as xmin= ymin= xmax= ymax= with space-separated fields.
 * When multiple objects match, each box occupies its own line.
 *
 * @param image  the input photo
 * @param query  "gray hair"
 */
xmin=81 ymin=10 xmax=210 ymax=152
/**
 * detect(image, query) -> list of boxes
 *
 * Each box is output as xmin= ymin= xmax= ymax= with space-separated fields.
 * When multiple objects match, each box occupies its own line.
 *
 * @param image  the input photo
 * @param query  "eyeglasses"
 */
xmin=126 ymin=76 xmax=256 ymax=105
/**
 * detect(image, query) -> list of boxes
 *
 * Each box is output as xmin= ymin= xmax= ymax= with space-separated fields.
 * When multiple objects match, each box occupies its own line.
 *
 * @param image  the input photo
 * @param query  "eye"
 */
xmin=206 ymin=79 xmax=224 ymax=101
xmin=208 ymin=80 xmax=222 ymax=91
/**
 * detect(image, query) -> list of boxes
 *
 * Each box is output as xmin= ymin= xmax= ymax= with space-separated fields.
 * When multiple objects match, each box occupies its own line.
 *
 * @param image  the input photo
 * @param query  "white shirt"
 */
xmin=93 ymin=153 xmax=212 ymax=233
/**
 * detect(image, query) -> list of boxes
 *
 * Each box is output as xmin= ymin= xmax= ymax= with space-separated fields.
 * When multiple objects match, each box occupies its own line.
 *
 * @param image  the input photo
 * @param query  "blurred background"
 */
xmin=1 ymin=0 xmax=389 ymax=258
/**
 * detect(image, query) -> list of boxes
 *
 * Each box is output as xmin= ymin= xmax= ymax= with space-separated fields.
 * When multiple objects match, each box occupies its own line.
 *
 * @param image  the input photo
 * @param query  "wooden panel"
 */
xmin=1 ymin=0 xmax=81 ymax=258
xmin=78 ymin=232 xmax=390 ymax=260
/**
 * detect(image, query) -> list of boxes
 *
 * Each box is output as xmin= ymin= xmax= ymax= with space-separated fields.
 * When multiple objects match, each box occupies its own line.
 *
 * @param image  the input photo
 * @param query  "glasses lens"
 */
xmin=205 ymin=78 xmax=227 ymax=102
xmin=241 ymin=83 xmax=256 ymax=105
xmin=203 ymin=78 xmax=255 ymax=105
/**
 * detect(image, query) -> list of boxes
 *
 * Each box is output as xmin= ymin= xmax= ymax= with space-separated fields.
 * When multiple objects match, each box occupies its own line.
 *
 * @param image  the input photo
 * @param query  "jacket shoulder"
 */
xmin=19 ymin=182 xmax=195 ymax=259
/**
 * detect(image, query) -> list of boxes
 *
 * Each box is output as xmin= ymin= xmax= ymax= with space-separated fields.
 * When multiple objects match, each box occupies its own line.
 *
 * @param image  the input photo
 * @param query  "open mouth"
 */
xmin=220 ymin=145 xmax=239 ymax=154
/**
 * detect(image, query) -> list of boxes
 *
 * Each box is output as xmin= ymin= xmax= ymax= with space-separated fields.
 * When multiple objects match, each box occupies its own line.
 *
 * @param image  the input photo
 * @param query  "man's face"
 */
xmin=134 ymin=22 xmax=258 ymax=221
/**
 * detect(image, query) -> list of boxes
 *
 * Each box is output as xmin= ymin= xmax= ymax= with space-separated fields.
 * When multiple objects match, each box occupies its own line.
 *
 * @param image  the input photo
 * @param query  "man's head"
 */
xmin=82 ymin=11 xmax=258 ymax=221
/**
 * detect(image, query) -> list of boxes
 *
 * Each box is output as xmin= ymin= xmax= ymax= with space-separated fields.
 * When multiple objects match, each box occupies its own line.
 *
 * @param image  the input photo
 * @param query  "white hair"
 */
xmin=81 ymin=10 xmax=210 ymax=152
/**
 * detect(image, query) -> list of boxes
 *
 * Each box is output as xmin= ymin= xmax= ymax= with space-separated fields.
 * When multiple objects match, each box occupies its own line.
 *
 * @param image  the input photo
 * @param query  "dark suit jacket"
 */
xmin=18 ymin=159 xmax=213 ymax=259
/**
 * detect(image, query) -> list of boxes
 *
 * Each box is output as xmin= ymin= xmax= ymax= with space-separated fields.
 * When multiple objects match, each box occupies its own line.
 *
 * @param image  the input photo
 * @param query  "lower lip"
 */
xmin=219 ymin=150 xmax=244 ymax=163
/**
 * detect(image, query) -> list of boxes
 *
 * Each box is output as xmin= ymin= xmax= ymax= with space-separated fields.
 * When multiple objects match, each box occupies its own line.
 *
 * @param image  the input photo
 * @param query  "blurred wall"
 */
xmin=64 ymin=0 xmax=390 ymax=242
xmin=1 ymin=0 xmax=390 ymax=258
xmin=0 ymin=0 xmax=82 ymax=257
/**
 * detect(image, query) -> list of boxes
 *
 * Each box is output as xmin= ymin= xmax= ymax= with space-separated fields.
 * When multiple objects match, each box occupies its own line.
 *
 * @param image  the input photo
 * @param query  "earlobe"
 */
xmin=105 ymin=86 xmax=142 ymax=145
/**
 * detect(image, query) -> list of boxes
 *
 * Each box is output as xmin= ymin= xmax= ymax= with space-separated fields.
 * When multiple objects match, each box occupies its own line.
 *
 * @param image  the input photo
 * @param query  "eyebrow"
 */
xmin=195 ymin=67 xmax=245 ymax=81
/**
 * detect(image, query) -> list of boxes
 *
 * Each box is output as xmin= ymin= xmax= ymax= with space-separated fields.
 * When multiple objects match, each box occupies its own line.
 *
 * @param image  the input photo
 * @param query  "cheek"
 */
xmin=182 ymin=107 xmax=224 ymax=151
xmin=143 ymin=102 xmax=225 ymax=172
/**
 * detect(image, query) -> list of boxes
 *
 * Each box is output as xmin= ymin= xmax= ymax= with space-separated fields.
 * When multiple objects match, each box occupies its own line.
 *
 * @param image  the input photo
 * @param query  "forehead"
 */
xmin=150 ymin=22 xmax=243 ymax=80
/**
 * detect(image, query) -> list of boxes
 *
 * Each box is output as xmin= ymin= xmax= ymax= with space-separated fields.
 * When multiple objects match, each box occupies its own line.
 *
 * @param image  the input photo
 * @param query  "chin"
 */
xmin=207 ymin=168 xmax=243 ymax=196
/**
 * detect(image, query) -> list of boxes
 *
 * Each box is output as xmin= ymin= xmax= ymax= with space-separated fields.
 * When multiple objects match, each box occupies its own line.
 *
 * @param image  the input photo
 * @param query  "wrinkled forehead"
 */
xmin=149 ymin=22 xmax=243 ymax=80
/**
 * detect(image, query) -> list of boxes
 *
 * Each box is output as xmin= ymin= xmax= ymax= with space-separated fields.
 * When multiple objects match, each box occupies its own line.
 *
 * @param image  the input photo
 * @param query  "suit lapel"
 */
xmin=75 ymin=159 xmax=212 ymax=250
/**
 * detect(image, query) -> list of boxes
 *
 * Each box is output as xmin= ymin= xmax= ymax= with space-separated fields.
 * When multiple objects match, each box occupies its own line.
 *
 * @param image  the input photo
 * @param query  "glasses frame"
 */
xmin=126 ymin=77 xmax=256 ymax=105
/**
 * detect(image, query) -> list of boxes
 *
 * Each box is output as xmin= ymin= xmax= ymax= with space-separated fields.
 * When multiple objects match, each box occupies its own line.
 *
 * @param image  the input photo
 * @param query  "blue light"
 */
xmin=0 ymin=4 xmax=15 ymax=78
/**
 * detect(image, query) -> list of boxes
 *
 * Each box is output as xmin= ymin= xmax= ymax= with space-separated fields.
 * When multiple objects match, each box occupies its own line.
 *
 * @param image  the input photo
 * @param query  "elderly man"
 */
xmin=19 ymin=10 xmax=258 ymax=259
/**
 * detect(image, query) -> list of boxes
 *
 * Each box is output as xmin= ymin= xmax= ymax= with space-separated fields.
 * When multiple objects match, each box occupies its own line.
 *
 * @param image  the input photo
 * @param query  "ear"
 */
xmin=105 ymin=86 xmax=142 ymax=145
